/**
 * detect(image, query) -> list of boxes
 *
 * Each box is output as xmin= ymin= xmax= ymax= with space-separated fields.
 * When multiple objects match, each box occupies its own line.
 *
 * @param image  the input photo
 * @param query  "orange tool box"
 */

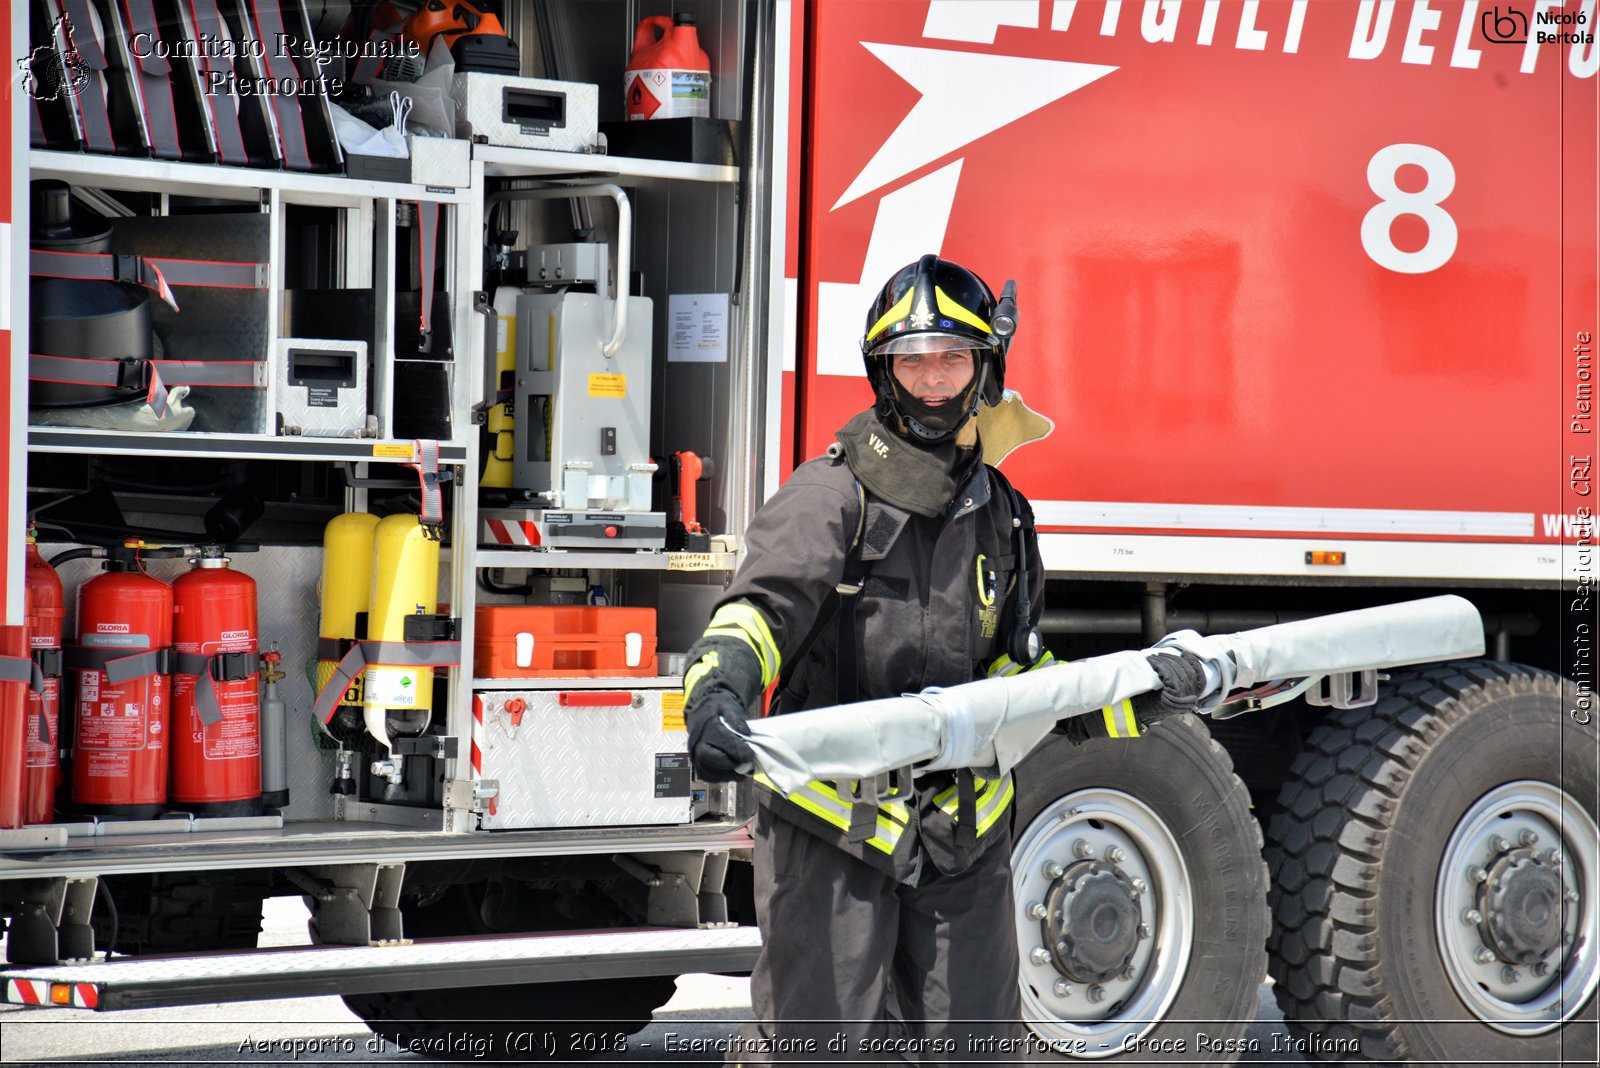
xmin=475 ymin=606 xmax=658 ymax=678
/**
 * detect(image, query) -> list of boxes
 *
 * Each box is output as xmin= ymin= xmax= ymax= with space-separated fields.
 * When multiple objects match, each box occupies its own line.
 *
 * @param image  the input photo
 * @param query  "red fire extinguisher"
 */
xmin=71 ymin=549 xmax=173 ymax=818
xmin=170 ymin=548 xmax=261 ymax=815
xmin=0 ymin=624 xmax=29 ymax=829
xmin=24 ymin=537 xmax=64 ymax=825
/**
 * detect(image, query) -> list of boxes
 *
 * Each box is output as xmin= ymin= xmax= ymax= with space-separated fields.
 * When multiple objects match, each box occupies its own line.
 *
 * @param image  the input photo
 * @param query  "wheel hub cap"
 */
xmin=1478 ymin=848 xmax=1568 ymax=965
xmin=1042 ymin=861 xmax=1141 ymax=983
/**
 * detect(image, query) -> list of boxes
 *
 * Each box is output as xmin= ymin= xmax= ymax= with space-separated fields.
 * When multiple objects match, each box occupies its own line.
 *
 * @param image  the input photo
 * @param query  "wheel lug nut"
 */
xmin=1462 ymin=908 xmax=1484 ymax=925
xmin=1474 ymin=947 xmax=1497 ymax=965
xmin=1053 ymin=980 xmax=1072 ymax=998
xmin=1469 ymin=865 xmax=1488 ymax=883
xmin=1490 ymin=835 xmax=1509 ymax=853
xmin=1131 ymin=878 xmax=1149 ymax=894
xmin=1137 ymin=924 xmax=1151 ymax=940
xmin=1030 ymin=947 xmax=1053 ymax=966
xmin=1044 ymin=861 xmax=1065 ymax=879
xmin=1565 ymin=889 xmax=1580 ymax=903
xmin=1027 ymin=902 xmax=1047 ymax=921
xmin=1519 ymin=829 xmax=1539 ymax=847
xmin=1088 ymin=984 xmax=1107 ymax=1004
xmin=1119 ymin=966 xmax=1135 ymax=981
xmin=1547 ymin=848 xmax=1563 ymax=866
xmin=1501 ymin=966 xmax=1520 ymax=984
xmin=1533 ymin=962 xmax=1551 ymax=978
xmin=1106 ymin=846 xmax=1126 ymax=864
xmin=1073 ymin=838 xmax=1094 ymax=860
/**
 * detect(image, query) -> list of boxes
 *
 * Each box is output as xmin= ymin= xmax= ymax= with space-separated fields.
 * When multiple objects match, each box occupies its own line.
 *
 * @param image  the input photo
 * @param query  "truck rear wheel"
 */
xmin=1266 ymin=660 xmax=1597 ymax=1064
xmin=1011 ymin=716 xmax=1269 ymax=1061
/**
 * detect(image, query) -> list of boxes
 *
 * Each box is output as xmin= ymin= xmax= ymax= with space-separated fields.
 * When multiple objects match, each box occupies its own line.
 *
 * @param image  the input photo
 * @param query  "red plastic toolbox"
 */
xmin=475 ymin=606 xmax=657 ymax=678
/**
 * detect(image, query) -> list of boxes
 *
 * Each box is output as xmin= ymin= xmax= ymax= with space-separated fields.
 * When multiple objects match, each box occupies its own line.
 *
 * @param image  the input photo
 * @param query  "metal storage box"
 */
xmin=474 ymin=689 xmax=690 ymax=829
xmin=451 ymin=74 xmax=601 ymax=152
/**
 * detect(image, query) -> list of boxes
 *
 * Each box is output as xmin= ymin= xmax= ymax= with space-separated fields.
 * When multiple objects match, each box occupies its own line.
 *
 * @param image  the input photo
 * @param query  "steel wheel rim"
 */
xmin=1434 ymin=779 xmax=1599 ymax=1035
xmin=1012 ymin=788 xmax=1194 ymax=1059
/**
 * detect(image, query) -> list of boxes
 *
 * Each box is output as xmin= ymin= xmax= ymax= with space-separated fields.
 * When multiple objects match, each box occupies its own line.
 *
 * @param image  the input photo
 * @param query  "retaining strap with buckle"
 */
xmin=64 ymin=646 xmax=172 ymax=684
xmin=312 ymin=636 xmax=462 ymax=725
xmin=0 ymin=655 xmax=50 ymax=743
xmin=407 ymin=439 xmax=445 ymax=525
xmin=172 ymin=650 xmax=257 ymax=726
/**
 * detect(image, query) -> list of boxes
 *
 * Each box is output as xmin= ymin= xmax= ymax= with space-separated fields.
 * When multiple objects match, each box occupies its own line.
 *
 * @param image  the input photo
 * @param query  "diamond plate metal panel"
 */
xmin=109 ymin=215 xmax=272 ymax=435
xmin=451 ymin=74 xmax=600 ymax=152
xmin=477 ymin=690 xmax=690 ymax=829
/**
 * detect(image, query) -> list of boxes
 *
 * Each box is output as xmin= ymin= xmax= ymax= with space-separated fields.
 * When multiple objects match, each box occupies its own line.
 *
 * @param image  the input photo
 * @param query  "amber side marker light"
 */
xmin=1305 ymin=551 xmax=1347 ymax=566
xmin=49 ymin=983 xmax=72 ymax=1006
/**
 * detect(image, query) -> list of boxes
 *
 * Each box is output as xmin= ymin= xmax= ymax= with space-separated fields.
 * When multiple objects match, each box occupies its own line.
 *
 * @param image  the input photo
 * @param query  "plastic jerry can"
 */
xmin=624 ymin=14 xmax=711 ymax=120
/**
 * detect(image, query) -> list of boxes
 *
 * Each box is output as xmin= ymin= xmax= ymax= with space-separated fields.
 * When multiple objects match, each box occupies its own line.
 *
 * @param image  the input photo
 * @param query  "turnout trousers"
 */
xmin=728 ymin=805 xmax=1023 ymax=1065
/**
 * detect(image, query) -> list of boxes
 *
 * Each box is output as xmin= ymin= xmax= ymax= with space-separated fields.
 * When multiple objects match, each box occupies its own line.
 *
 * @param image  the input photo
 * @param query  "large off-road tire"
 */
xmin=92 ymin=871 xmax=267 ymax=955
xmin=1011 ymin=715 xmax=1269 ymax=1061
xmin=342 ymin=883 xmax=678 ymax=1062
xmin=1267 ymin=660 xmax=1598 ymax=1064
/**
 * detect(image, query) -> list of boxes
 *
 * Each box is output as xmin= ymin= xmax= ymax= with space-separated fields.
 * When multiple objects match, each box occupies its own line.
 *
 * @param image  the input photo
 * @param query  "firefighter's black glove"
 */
xmin=1130 ymin=648 xmax=1210 ymax=723
xmin=686 ymin=688 xmax=755 ymax=783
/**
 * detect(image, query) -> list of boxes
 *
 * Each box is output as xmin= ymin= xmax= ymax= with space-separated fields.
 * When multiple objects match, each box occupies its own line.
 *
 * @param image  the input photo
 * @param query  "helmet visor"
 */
xmin=871 ymin=332 xmax=978 ymax=357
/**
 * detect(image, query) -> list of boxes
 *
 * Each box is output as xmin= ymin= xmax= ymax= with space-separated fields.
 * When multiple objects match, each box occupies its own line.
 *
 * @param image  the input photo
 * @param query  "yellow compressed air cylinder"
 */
xmin=363 ymin=514 xmax=440 ymax=713
xmin=317 ymin=512 xmax=381 ymax=708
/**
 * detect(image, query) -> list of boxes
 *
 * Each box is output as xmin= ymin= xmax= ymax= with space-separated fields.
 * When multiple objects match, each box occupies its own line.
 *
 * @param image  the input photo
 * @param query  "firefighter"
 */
xmin=682 ymin=256 xmax=1204 ymax=1063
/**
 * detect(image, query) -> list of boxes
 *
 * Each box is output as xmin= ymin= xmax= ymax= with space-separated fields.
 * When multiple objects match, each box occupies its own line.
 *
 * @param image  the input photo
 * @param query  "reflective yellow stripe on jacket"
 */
xmin=703 ymin=602 xmax=781 ymax=688
xmin=1100 ymin=698 xmax=1142 ymax=738
xmin=754 ymin=773 xmax=909 ymax=855
xmin=930 ymin=773 xmax=1015 ymax=836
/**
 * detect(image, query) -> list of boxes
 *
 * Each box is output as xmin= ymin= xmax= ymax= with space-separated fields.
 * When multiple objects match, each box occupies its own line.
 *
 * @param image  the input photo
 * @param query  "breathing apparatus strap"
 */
xmin=312 ymin=638 xmax=462 ymax=726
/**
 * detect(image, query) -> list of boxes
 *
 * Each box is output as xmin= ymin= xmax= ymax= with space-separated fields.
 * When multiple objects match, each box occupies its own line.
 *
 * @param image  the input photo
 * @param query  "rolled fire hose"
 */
xmin=738 ymin=595 xmax=1485 ymax=795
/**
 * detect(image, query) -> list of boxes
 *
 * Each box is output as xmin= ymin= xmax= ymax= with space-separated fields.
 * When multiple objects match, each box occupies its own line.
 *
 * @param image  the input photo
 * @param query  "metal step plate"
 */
xmin=3 ymin=925 xmax=763 ymax=1011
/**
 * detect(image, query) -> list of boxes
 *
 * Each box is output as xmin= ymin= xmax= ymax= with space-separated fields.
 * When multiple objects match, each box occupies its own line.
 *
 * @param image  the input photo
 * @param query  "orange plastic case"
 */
xmin=475 ymin=606 xmax=657 ymax=678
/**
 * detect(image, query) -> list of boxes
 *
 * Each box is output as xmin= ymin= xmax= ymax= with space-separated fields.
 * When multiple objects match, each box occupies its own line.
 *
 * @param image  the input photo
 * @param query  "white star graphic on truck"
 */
xmin=815 ymin=43 xmax=1117 ymax=377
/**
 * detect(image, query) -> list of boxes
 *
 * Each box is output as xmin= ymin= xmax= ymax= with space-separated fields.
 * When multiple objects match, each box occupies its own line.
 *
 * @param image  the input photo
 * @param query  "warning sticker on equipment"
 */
xmin=372 ymin=443 xmax=413 ymax=459
xmin=588 ymin=373 xmax=627 ymax=398
xmin=654 ymin=753 xmax=691 ymax=797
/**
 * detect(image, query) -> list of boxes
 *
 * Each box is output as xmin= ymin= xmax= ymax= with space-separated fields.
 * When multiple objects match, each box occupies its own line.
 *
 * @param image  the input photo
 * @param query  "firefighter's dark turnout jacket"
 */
xmin=687 ymin=441 xmax=1046 ymax=885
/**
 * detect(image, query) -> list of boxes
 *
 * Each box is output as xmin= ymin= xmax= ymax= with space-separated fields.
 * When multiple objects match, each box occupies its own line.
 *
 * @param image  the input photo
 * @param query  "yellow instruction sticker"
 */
xmin=588 ymin=373 xmax=627 ymax=398
xmin=661 ymin=691 xmax=686 ymax=732
xmin=372 ymin=443 xmax=414 ymax=459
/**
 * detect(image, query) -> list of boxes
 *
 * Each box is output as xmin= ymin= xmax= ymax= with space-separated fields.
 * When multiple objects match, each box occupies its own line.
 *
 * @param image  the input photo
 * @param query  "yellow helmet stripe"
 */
xmin=934 ymin=285 xmax=992 ymax=334
xmin=865 ymin=287 xmax=916 ymax=343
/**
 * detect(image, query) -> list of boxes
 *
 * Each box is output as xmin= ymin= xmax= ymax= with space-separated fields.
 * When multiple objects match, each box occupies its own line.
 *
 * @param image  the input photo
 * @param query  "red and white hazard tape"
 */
xmin=7 ymin=978 xmax=98 ymax=1009
xmin=483 ymin=518 xmax=541 ymax=547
